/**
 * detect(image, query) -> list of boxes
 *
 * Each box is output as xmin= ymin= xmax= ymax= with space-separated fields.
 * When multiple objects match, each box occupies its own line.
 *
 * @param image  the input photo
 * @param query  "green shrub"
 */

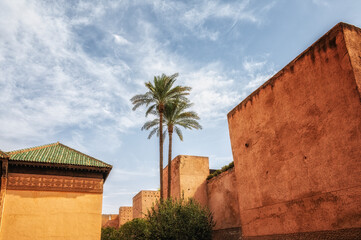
xmin=101 ymin=227 xmax=120 ymax=240
xmin=207 ymin=161 xmax=234 ymax=180
xmin=147 ymin=198 xmax=214 ymax=240
xmin=119 ymin=218 xmax=149 ymax=240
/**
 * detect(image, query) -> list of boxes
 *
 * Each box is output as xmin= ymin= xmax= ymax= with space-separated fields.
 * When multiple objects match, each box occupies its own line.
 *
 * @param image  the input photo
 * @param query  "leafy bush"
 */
xmin=119 ymin=218 xmax=149 ymax=240
xmin=147 ymin=198 xmax=214 ymax=240
xmin=101 ymin=199 xmax=213 ymax=240
xmin=207 ymin=161 xmax=234 ymax=180
xmin=101 ymin=227 xmax=120 ymax=240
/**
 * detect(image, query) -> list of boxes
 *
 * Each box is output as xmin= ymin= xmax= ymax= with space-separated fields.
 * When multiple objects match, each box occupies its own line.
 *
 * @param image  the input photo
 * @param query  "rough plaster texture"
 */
xmin=207 ymin=168 xmax=241 ymax=231
xmin=118 ymin=207 xmax=132 ymax=227
xmin=0 ymin=190 xmax=103 ymax=240
xmin=227 ymin=22 xmax=361 ymax=237
xmin=163 ymin=155 xmax=209 ymax=206
xmin=132 ymin=190 xmax=159 ymax=219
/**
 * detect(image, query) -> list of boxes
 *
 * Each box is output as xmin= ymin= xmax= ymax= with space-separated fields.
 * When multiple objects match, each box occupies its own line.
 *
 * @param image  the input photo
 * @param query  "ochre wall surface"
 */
xmin=132 ymin=190 xmax=159 ymax=219
xmin=119 ymin=207 xmax=132 ymax=227
xmin=227 ymin=23 xmax=361 ymax=237
xmin=0 ymin=190 xmax=103 ymax=240
xmin=343 ymin=25 xmax=361 ymax=94
xmin=207 ymin=168 xmax=241 ymax=231
xmin=163 ymin=155 xmax=209 ymax=206
xmin=163 ymin=156 xmax=181 ymax=199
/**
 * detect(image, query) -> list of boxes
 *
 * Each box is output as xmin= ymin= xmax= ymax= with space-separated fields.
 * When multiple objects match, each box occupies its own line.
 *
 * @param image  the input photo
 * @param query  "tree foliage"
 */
xmin=131 ymin=73 xmax=191 ymax=199
xmin=101 ymin=227 xmax=120 ymax=240
xmin=142 ymin=100 xmax=202 ymax=198
xmin=101 ymin=198 xmax=213 ymax=240
xmin=118 ymin=218 xmax=149 ymax=240
xmin=147 ymin=198 xmax=214 ymax=240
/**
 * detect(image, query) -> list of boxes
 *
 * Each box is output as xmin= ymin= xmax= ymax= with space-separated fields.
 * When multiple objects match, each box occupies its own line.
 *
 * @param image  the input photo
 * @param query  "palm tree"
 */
xmin=130 ymin=73 xmax=191 ymax=199
xmin=142 ymin=100 xmax=202 ymax=198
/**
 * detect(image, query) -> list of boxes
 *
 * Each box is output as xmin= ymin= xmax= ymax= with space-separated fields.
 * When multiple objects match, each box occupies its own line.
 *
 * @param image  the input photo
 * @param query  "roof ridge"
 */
xmin=0 ymin=149 xmax=9 ymax=158
xmin=7 ymin=142 xmax=59 ymax=156
xmin=57 ymin=143 xmax=112 ymax=168
xmin=6 ymin=142 xmax=112 ymax=169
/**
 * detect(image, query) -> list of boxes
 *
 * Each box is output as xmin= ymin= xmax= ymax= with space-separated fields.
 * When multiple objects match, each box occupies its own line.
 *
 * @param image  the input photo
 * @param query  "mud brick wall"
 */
xmin=207 ymin=168 xmax=241 ymax=231
xmin=163 ymin=155 xmax=209 ymax=206
xmin=118 ymin=206 xmax=133 ymax=227
xmin=132 ymin=190 xmax=159 ymax=219
xmin=227 ymin=22 xmax=361 ymax=238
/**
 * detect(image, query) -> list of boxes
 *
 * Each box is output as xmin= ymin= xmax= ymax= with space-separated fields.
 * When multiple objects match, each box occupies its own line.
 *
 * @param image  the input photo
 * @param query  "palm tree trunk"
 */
xmin=159 ymin=110 xmax=164 ymax=200
xmin=167 ymin=126 xmax=173 ymax=198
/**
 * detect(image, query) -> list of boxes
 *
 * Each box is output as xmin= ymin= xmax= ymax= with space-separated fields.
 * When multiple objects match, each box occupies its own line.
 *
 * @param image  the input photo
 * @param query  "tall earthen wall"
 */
xmin=132 ymin=190 xmax=159 ymax=219
xmin=119 ymin=207 xmax=132 ymax=227
xmin=207 ymin=168 xmax=242 ymax=240
xmin=227 ymin=22 xmax=361 ymax=239
xmin=163 ymin=155 xmax=209 ymax=206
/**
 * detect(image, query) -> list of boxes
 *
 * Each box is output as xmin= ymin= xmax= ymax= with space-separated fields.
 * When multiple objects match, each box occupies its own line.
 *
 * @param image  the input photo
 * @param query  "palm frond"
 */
xmin=174 ymin=126 xmax=183 ymax=141
xmin=142 ymin=119 xmax=159 ymax=131
xmin=147 ymin=128 xmax=158 ymax=139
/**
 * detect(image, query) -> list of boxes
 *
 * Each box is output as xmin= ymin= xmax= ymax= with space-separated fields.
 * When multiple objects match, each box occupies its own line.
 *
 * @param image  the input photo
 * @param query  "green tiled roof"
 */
xmin=7 ymin=142 xmax=112 ymax=168
xmin=0 ymin=150 xmax=9 ymax=159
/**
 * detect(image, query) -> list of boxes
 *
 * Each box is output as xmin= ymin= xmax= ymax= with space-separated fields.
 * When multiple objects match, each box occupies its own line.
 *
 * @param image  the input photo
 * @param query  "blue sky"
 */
xmin=0 ymin=0 xmax=360 ymax=213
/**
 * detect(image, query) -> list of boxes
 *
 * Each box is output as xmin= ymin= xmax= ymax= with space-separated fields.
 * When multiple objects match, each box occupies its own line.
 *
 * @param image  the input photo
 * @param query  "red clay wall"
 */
xmin=207 ymin=168 xmax=241 ymax=231
xmin=119 ymin=207 xmax=133 ymax=227
xmin=163 ymin=155 xmax=209 ymax=206
xmin=228 ymin=23 xmax=361 ymax=238
xmin=132 ymin=190 xmax=159 ymax=219
xmin=101 ymin=214 xmax=119 ymax=228
xmin=163 ymin=155 xmax=181 ymax=199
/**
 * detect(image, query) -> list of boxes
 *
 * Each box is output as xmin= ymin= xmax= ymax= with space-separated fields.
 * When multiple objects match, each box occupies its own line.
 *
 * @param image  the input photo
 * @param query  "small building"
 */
xmin=0 ymin=142 xmax=112 ymax=240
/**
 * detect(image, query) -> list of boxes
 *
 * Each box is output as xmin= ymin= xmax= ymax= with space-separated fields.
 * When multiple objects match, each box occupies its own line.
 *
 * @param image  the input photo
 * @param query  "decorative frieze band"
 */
xmin=7 ymin=173 xmax=103 ymax=193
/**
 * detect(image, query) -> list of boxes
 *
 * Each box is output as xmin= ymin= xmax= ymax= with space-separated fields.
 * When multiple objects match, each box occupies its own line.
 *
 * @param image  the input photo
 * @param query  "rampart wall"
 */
xmin=163 ymin=155 xmax=209 ymax=206
xmin=228 ymin=22 xmax=361 ymax=239
xmin=119 ymin=207 xmax=132 ymax=227
xmin=207 ymin=168 xmax=242 ymax=240
xmin=132 ymin=190 xmax=159 ymax=219
xmin=108 ymin=22 xmax=361 ymax=240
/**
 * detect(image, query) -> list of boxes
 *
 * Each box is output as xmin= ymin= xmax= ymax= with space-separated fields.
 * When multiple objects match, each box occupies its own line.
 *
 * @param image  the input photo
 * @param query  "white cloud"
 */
xmin=241 ymin=57 xmax=275 ymax=91
xmin=182 ymin=0 xmax=258 ymax=28
xmin=113 ymin=34 xmax=131 ymax=45
xmin=182 ymin=63 xmax=242 ymax=122
xmin=149 ymin=0 xmax=274 ymax=41
xmin=0 ymin=0 xmax=277 ymax=213
xmin=0 ymin=0 xmax=137 ymax=150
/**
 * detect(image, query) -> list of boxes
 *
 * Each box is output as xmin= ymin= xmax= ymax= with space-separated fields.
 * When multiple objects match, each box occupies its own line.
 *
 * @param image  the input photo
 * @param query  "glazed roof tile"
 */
xmin=6 ymin=142 xmax=112 ymax=168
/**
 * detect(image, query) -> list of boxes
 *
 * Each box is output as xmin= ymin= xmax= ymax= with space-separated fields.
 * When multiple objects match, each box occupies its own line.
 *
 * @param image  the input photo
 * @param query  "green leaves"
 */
xmin=147 ymin=198 xmax=214 ymax=240
xmin=206 ymin=161 xmax=234 ymax=180
xmin=131 ymin=73 xmax=190 ymax=114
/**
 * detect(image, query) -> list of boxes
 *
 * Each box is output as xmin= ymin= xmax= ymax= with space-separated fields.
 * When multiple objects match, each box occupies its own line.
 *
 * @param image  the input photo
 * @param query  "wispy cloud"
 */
xmin=0 ymin=0 xmax=139 ymax=150
xmin=0 ymin=0 xmax=276 ymax=213
xmin=150 ymin=0 xmax=275 ymax=41
xmin=241 ymin=57 xmax=275 ymax=91
xmin=113 ymin=34 xmax=131 ymax=45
